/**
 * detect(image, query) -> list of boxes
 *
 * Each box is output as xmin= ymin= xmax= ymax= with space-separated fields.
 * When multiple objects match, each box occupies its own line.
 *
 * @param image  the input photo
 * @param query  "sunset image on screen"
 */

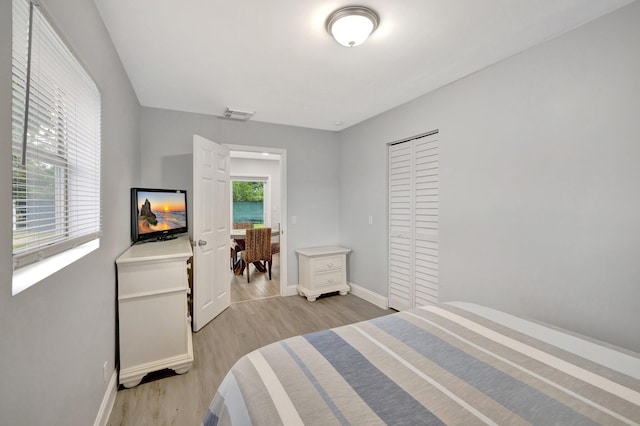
xmin=137 ymin=191 xmax=187 ymax=234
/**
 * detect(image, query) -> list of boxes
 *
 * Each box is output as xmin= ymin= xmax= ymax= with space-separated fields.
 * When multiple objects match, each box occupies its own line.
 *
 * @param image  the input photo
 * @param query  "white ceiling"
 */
xmin=94 ymin=0 xmax=633 ymax=131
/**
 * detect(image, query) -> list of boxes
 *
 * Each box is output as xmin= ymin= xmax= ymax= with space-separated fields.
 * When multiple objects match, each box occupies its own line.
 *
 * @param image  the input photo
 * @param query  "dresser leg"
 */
xmin=121 ymin=376 xmax=144 ymax=389
xmin=173 ymin=365 xmax=191 ymax=375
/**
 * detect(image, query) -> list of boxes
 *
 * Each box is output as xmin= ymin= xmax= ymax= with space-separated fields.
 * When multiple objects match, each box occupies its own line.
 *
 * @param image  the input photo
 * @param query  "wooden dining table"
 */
xmin=231 ymin=228 xmax=280 ymax=274
xmin=230 ymin=228 xmax=280 ymax=240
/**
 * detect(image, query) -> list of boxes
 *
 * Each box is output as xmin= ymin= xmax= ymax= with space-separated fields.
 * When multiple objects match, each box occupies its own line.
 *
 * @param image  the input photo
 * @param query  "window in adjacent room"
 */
xmin=231 ymin=178 xmax=269 ymax=227
xmin=11 ymin=0 xmax=102 ymax=294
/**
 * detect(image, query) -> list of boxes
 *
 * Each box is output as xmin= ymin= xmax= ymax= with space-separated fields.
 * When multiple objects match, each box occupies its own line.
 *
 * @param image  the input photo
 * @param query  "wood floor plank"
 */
xmin=108 ymin=292 xmax=390 ymax=425
xmin=230 ymin=254 xmax=280 ymax=303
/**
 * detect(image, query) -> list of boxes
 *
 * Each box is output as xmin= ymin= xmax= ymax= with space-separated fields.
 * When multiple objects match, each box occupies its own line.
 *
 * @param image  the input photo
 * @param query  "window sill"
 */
xmin=12 ymin=238 xmax=100 ymax=296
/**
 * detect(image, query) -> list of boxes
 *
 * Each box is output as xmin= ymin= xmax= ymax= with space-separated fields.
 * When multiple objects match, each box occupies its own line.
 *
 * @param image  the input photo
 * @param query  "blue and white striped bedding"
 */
xmin=203 ymin=302 xmax=640 ymax=425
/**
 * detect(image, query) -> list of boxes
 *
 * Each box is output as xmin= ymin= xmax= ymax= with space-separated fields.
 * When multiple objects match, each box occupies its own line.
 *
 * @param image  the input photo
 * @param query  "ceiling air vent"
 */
xmin=222 ymin=107 xmax=254 ymax=121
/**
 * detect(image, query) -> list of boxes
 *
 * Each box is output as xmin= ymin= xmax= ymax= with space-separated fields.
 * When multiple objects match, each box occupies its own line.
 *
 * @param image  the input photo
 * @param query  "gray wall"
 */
xmin=338 ymin=1 xmax=640 ymax=352
xmin=0 ymin=0 xmax=141 ymax=424
xmin=141 ymin=107 xmax=340 ymax=284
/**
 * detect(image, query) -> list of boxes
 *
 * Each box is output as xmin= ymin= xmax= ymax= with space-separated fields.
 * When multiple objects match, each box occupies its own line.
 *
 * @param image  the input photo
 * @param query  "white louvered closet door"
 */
xmin=388 ymin=143 xmax=413 ymax=311
xmin=413 ymin=137 xmax=439 ymax=306
xmin=388 ymin=133 xmax=439 ymax=311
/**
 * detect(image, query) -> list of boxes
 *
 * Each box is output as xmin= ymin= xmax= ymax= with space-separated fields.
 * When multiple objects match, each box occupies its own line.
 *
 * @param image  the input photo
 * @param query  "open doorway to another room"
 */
xmin=228 ymin=148 xmax=286 ymax=303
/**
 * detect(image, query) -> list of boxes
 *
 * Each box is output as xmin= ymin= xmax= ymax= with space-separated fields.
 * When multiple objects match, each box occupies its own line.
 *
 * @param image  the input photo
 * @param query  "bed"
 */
xmin=203 ymin=302 xmax=640 ymax=425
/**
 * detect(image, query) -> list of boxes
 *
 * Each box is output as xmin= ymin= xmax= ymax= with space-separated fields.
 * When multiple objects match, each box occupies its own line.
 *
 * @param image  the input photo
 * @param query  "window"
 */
xmin=231 ymin=178 xmax=269 ymax=227
xmin=12 ymin=0 xmax=101 ymax=293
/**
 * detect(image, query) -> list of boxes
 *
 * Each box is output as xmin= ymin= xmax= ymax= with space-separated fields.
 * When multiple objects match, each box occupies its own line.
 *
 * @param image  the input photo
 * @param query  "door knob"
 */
xmin=198 ymin=240 xmax=207 ymax=246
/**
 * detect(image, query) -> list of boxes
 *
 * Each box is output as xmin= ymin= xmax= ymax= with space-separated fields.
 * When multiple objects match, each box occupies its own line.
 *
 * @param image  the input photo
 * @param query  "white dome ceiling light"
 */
xmin=326 ymin=6 xmax=379 ymax=47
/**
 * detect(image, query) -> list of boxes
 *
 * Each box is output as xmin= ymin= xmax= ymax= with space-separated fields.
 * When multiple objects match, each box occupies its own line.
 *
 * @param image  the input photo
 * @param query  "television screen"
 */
xmin=131 ymin=188 xmax=188 ymax=242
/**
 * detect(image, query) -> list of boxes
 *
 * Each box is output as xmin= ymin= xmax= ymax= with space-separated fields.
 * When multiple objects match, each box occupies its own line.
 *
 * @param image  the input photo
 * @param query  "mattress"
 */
xmin=203 ymin=302 xmax=640 ymax=425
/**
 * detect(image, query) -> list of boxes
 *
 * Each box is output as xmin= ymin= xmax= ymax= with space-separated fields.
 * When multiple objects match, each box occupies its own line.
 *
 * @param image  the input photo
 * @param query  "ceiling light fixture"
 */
xmin=326 ymin=6 xmax=379 ymax=47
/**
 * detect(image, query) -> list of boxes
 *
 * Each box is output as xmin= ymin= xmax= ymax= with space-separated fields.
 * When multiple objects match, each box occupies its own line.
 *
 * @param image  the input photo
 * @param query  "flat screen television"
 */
xmin=131 ymin=188 xmax=188 ymax=242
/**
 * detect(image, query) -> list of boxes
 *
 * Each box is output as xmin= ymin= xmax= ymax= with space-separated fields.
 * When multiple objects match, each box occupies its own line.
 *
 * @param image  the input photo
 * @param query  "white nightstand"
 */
xmin=296 ymin=246 xmax=351 ymax=302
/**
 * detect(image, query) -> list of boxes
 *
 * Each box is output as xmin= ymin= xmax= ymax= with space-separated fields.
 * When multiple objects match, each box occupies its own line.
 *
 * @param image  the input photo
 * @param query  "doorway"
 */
xmin=226 ymin=146 xmax=287 ymax=303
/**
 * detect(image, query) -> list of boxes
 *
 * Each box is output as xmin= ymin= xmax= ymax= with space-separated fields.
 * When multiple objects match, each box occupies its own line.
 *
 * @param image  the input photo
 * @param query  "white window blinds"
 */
xmin=12 ymin=0 xmax=101 ymax=270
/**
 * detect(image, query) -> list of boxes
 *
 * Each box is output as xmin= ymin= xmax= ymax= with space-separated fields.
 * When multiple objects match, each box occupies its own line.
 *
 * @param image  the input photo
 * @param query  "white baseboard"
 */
xmin=94 ymin=369 xmax=118 ymax=426
xmin=285 ymin=282 xmax=388 ymax=310
xmin=283 ymin=284 xmax=299 ymax=297
xmin=348 ymin=282 xmax=388 ymax=310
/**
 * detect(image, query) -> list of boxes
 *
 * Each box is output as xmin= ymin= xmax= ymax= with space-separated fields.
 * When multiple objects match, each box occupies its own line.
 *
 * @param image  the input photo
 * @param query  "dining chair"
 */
xmin=240 ymin=227 xmax=272 ymax=283
xmin=231 ymin=222 xmax=254 ymax=269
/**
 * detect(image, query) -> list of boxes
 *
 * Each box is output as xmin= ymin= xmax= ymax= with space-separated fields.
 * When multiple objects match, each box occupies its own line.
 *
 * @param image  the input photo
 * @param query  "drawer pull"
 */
xmin=327 ymin=263 xmax=333 ymax=268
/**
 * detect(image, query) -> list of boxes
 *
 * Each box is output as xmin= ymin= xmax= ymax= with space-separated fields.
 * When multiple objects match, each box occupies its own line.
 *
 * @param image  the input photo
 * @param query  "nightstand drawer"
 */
xmin=312 ymin=255 xmax=343 ymax=273
xmin=313 ymin=271 xmax=344 ymax=288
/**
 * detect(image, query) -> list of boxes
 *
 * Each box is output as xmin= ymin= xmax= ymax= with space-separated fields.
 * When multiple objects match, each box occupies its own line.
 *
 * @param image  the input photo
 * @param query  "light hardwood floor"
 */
xmin=108 ymin=289 xmax=390 ymax=425
xmin=230 ymin=254 xmax=280 ymax=303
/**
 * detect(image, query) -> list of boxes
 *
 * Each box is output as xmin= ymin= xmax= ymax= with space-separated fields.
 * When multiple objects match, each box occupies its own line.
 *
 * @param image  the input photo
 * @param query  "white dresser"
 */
xmin=296 ymin=246 xmax=351 ymax=302
xmin=116 ymin=236 xmax=193 ymax=388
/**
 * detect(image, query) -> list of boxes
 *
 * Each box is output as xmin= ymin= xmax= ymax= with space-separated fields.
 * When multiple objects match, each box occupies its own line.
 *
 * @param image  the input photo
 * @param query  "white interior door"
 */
xmin=192 ymin=135 xmax=230 ymax=332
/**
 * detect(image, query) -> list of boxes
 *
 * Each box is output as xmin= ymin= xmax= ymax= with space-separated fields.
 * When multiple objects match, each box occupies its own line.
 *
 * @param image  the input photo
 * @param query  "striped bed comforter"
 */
xmin=203 ymin=302 xmax=640 ymax=425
